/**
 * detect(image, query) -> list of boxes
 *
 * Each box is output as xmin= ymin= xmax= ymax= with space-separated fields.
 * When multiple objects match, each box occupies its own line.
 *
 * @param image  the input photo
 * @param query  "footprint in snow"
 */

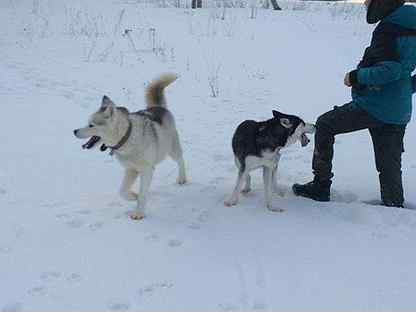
xmin=168 ymin=239 xmax=182 ymax=248
xmin=372 ymin=231 xmax=388 ymax=240
xmin=88 ymin=222 xmax=104 ymax=231
xmin=14 ymin=227 xmax=24 ymax=239
xmin=186 ymin=209 xmax=208 ymax=230
xmin=210 ymin=176 xmax=226 ymax=184
xmin=218 ymin=303 xmax=239 ymax=312
xmin=58 ymin=214 xmax=91 ymax=229
xmin=0 ymin=188 xmax=6 ymax=195
xmin=187 ymin=223 xmax=201 ymax=230
xmin=56 ymin=213 xmax=71 ymax=220
xmin=144 ymin=233 xmax=160 ymax=243
xmin=0 ymin=246 xmax=12 ymax=254
xmin=62 ymin=91 xmax=75 ymax=100
xmin=200 ymin=185 xmax=216 ymax=193
xmin=108 ymin=302 xmax=130 ymax=311
xmin=1 ymin=302 xmax=22 ymax=312
xmin=66 ymin=219 xmax=85 ymax=229
xmin=252 ymin=301 xmax=267 ymax=311
xmin=40 ymin=271 xmax=61 ymax=282
xmin=197 ymin=210 xmax=209 ymax=223
xmin=138 ymin=282 xmax=173 ymax=297
xmin=66 ymin=273 xmax=82 ymax=283
xmin=28 ymin=286 xmax=47 ymax=296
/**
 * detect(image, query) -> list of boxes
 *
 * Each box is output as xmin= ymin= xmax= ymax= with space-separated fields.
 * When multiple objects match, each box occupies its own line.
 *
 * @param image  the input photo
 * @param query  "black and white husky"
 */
xmin=225 ymin=110 xmax=315 ymax=211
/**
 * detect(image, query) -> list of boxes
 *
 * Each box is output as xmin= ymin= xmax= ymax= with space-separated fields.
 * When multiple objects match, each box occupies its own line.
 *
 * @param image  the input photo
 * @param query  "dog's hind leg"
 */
xmin=225 ymin=169 xmax=247 ymax=207
xmin=169 ymin=131 xmax=187 ymax=185
xmin=241 ymin=174 xmax=251 ymax=194
xmin=120 ymin=168 xmax=139 ymax=201
xmin=271 ymin=156 xmax=284 ymax=196
xmin=131 ymin=168 xmax=154 ymax=220
xmin=234 ymin=157 xmax=250 ymax=194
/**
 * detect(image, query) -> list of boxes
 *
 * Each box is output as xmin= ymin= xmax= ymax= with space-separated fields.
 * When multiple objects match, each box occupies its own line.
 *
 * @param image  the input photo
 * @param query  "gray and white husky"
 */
xmin=225 ymin=110 xmax=315 ymax=211
xmin=74 ymin=74 xmax=187 ymax=220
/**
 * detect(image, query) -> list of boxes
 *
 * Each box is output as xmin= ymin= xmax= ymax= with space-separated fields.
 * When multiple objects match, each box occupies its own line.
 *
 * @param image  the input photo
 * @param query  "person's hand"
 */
xmin=344 ymin=72 xmax=352 ymax=87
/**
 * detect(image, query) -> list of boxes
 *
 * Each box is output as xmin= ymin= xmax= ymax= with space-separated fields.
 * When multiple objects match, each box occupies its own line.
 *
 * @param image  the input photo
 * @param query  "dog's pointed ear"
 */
xmin=280 ymin=118 xmax=292 ymax=129
xmin=272 ymin=110 xmax=281 ymax=118
xmin=104 ymin=105 xmax=114 ymax=118
xmin=101 ymin=95 xmax=115 ymax=118
xmin=102 ymin=95 xmax=115 ymax=108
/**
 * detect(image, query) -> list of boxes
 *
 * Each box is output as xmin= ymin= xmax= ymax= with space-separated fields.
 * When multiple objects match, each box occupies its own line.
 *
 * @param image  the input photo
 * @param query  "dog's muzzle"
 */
xmin=74 ymin=129 xmax=107 ymax=151
xmin=300 ymin=133 xmax=310 ymax=147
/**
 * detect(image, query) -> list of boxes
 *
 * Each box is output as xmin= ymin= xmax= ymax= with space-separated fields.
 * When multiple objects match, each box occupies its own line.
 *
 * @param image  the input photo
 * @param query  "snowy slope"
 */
xmin=1 ymin=1 xmax=416 ymax=311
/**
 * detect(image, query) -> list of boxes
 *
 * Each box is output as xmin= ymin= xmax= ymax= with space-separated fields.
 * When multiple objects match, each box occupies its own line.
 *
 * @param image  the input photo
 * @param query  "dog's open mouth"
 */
xmin=82 ymin=136 xmax=109 ymax=151
xmin=82 ymin=136 xmax=101 ymax=149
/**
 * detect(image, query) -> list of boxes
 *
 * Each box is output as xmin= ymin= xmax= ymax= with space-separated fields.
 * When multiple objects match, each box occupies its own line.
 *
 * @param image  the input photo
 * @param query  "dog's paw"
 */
xmin=120 ymin=191 xmax=138 ymax=201
xmin=241 ymin=188 xmax=251 ymax=195
xmin=130 ymin=211 xmax=145 ymax=221
xmin=176 ymin=177 xmax=187 ymax=185
xmin=224 ymin=199 xmax=238 ymax=207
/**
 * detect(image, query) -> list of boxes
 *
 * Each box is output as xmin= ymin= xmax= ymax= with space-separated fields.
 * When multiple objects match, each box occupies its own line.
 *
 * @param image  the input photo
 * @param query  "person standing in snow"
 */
xmin=293 ymin=0 xmax=416 ymax=208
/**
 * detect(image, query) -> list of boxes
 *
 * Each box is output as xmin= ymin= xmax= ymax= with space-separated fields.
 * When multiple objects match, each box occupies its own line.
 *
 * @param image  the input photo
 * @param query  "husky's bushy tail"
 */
xmin=145 ymin=73 xmax=177 ymax=108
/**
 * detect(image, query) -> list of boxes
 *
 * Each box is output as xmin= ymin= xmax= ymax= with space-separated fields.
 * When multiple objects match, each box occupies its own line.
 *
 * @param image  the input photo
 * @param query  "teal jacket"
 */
xmin=352 ymin=4 xmax=416 ymax=125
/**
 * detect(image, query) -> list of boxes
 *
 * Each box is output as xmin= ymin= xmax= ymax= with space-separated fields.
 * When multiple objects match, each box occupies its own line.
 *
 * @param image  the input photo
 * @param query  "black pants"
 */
xmin=313 ymin=103 xmax=406 ymax=206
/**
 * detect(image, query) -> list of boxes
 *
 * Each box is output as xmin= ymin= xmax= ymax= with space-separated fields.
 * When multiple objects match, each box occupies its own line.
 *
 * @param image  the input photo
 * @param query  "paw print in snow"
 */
xmin=1 ymin=302 xmax=22 ymax=312
xmin=168 ymin=239 xmax=182 ymax=247
xmin=108 ymin=302 xmax=130 ymax=311
xmin=66 ymin=273 xmax=82 ymax=283
xmin=40 ymin=271 xmax=61 ymax=282
xmin=28 ymin=286 xmax=47 ymax=296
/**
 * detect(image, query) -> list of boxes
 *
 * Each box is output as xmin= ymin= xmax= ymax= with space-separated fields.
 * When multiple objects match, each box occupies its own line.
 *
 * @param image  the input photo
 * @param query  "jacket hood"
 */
xmin=367 ymin=0 xmax=405 ymax=24
xmin=383 ymin=4 xmax=416 ymax=30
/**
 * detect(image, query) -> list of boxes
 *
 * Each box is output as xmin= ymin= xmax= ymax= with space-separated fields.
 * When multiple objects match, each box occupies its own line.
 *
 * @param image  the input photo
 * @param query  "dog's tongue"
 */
xmin=82 ymin=136 xmax=101 ymax=149
xmin=300 ymin=133 xmax=310 ymax=147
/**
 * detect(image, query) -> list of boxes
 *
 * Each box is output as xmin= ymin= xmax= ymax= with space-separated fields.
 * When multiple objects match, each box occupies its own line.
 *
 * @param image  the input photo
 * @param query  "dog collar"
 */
xmin=109 ymin=119 xmax=132 ymax=156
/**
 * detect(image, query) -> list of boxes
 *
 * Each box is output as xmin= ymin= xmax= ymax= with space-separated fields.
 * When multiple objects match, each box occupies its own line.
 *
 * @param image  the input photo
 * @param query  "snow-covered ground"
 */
xmin=1 ymin=1 xmax=416 ymax=311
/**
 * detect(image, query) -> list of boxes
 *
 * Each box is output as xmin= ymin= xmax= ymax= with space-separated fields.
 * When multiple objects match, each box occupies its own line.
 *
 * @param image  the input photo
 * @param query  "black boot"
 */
xmin=292 ymin=178 xmax=331 ymax=202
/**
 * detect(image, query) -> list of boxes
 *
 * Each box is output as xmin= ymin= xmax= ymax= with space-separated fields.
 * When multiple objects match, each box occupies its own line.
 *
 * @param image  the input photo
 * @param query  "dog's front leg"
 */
xmin=263 ymin=167 xmax=273 ymax=209
xmin=131 ymin=167 xmax=154 ymax=220
xmin=224 ymin=170 xmax=247 ymax=207
xmin=264 ymin=166 xmax=284 ymax=212
xmin=120 ymin=168 xmax=139 ymax=201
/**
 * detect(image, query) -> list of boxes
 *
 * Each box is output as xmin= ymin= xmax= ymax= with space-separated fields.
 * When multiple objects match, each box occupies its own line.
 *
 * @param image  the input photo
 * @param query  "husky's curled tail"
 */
xmin=145 ymin=74 xmax=177 ymax=108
